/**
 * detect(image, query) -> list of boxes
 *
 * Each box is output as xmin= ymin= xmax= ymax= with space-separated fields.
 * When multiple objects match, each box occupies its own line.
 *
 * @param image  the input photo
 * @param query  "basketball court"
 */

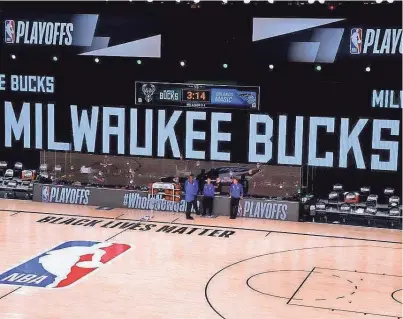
xmin=0 ymin=200 xmax=401 ymax=319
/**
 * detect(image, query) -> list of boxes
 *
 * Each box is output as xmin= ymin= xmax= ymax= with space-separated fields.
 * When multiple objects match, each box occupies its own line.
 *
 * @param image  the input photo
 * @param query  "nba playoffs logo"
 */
xmin=350 ymin=28 xmax=363 ymax=54
xmin=42 ymin=186 xmax=50 ymax=202
xmin=0 ymin=241 xmax=131 ymax=288
xmin=4 ymin=20 xmax=15 ymax=44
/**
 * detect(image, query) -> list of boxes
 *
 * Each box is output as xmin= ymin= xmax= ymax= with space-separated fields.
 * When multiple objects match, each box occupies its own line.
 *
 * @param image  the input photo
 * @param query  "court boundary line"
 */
xmin=104 ymin=228 xmax=130 ymax=242
xmin=0 ymin=287 xmax=21 ymax=301
xmin=288 ymin=302 xmax=401 ymax=318
xmin=1 ymin=209 xmax=402 ymax=244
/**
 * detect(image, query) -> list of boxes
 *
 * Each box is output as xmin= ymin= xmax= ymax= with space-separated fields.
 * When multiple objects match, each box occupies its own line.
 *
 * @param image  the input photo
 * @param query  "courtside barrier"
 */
xmin=32 ymin=183 xmax=300 ymax=221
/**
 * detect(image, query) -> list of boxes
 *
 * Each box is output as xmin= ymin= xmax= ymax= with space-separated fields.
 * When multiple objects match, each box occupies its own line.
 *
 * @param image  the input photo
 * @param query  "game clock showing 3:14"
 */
xmin=183 ymin=89 xmax=211 ymax=102
xmin=135 ymin=81 xmax=260 ymax=109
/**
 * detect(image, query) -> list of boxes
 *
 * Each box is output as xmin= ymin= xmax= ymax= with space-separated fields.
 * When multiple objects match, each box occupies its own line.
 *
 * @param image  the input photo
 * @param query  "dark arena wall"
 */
xmin=0 ymin=2 xmax=401 ymax=198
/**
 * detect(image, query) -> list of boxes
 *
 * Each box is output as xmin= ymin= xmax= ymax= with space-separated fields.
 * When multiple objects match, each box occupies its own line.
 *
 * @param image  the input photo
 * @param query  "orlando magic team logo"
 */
xmin=0 ymin=241 xmax=131 ymax=288
xmin=350 ymin=28 xmax=363 ymax=54
xmin=238 ymin=92 xmax=257 ymax=107
xmin=5 ymin=20 xmax=15 ymax=44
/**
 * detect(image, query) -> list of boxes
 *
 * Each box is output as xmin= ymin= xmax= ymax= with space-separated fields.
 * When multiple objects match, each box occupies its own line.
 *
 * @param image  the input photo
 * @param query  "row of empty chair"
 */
xmin=309 ymin=184 xmax=401 ymax=228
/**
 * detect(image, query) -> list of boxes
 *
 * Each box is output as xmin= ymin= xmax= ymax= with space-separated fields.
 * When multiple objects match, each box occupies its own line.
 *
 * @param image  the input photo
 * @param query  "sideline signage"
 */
xmin=33 ymin=184 xmax=300 ymax=222
xmin=238 ymin=198 xmax=299 ymax=221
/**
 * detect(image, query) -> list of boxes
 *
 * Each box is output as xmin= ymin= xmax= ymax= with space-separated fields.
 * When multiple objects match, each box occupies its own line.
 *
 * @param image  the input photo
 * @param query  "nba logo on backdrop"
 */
xmin=42 ymin=186 xmax=50 ymax=202
xmin=4 ymin=20 xmax=15 ymax=44
xmin=0 ymin=241 xmax=131 ymax=288
xmin=350 ymin=28 xmax=363 ymax=54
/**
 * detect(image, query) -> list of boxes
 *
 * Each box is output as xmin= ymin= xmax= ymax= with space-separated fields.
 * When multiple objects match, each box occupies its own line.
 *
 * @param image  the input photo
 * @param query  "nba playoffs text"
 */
xmin=36 ymin=215 xmax=236 ymax=239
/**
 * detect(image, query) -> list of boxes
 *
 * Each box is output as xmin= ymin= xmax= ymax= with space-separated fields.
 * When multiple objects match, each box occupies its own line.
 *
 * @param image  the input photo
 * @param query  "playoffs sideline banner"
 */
xmin=33 ymin=184 xmax=198 ymax=213
xmin=32 ymin=184 xmax=300 ymax=221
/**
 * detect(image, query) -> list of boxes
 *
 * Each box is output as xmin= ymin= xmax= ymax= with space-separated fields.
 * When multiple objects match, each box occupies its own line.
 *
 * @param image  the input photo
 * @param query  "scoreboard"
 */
xmin=135 ymin=81 xmax=260 ymax=110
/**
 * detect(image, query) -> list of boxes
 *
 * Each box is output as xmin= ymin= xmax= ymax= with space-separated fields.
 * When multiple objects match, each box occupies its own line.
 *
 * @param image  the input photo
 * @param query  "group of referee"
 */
xmin=183 ymin=174 xmax=244 ymax=220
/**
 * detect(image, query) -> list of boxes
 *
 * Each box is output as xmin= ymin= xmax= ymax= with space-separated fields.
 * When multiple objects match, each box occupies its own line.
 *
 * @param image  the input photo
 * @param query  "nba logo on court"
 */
xmin=0 ymin=241 xmax=131 ymax=288
xmin=4 ymin=20 xmax=15 ymax=44
xmin=350 ymin=28 xmax=363 ymax=54
xmin=42 ymin=186 xmax=50 ymax=202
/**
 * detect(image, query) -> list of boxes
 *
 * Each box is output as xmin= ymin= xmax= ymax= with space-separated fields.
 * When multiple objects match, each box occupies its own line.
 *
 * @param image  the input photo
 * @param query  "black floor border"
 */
xmin=288 ymin=302 xmax=401 ymax=318
xmin=0 ymin=209 xmax=402 ymax=244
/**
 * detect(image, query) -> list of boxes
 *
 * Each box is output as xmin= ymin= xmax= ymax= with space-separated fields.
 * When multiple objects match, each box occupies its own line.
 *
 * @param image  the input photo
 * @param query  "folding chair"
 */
xmin=365 ymin=206 xmax=377 ymax=226
xmin=328 ymin=191 xmax=340 ymax=210
xmin=315 ymin=201 xmax=327 ymax=223
xmin=339 ymin=203 xmax=351 ymax=224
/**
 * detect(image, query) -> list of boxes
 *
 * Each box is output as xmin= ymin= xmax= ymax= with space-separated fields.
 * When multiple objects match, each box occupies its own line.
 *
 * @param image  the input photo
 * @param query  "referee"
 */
xmin=202 ymin=177 xmax=215 ymax=217
xmin=229 ymin=177 xmax=243 ymax=219
xmin=184 ymin=174 xmax=199 ymax=220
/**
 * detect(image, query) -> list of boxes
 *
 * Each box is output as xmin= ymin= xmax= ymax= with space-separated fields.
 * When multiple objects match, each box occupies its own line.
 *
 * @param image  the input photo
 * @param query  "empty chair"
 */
xmin=328 ymin=191 xmax=340 ymax=208
xmin=333 ymin=183 xmax=343 ymax=192
xmin=54 ymin=165 xmax=62 ymax=180
xmin=366 ymin=194 xmax=378 ymax=207
xmin=4 ymin=169 xmax=14 ymax=179
xmin=315 ymin=201 xmax=327 ymax=223
xmin=7 ymin=180 xmax=18 ymax=188
xmin=388 ymin=207 xmax=401 ymax=228
xmin=359 ymin=186 xmax=370 ymax=202
xmin=0 ymin=161 xmax=8 ymax=176
xmin=333 ymin=184 xmax=344 ymax=198
xmin=39 ymin=172 xmax=49 ymax=179
xmin=389 ymin=196 xmax=400 ymax=208
xmin=384 ymin=187 xmax=395 ymax=205
xmin=14 ymin=162 xmax=23 ymax=170
xmin=339 ymin=203 xmax=351 ymax=224
xmin=365 ymin=206 xmax=377 ymax=226
xmin=21 ymin=180 xmax=31 ymax=186
xmin=389 ymin=207 xmax=401 ymax=216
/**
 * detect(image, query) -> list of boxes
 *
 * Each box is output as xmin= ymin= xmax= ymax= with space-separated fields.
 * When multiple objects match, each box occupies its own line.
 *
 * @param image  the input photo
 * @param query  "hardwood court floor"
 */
xmin=0 ymin=200 xmax=401 ymax=319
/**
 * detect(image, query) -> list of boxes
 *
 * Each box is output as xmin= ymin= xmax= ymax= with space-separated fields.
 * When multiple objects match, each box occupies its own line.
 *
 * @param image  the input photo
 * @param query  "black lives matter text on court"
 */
xmin=36 ymin=216 xmax=236 ymax=238
xmin=2 ymin=101 xmax=401 ymax=172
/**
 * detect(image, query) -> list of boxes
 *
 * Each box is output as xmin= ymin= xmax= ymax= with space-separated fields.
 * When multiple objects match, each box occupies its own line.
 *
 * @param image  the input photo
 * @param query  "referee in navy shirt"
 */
xmin=202 ymin=177 xmax=215 ymax=217
xmin=229 ymin=177 xmax=243 ymax=219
